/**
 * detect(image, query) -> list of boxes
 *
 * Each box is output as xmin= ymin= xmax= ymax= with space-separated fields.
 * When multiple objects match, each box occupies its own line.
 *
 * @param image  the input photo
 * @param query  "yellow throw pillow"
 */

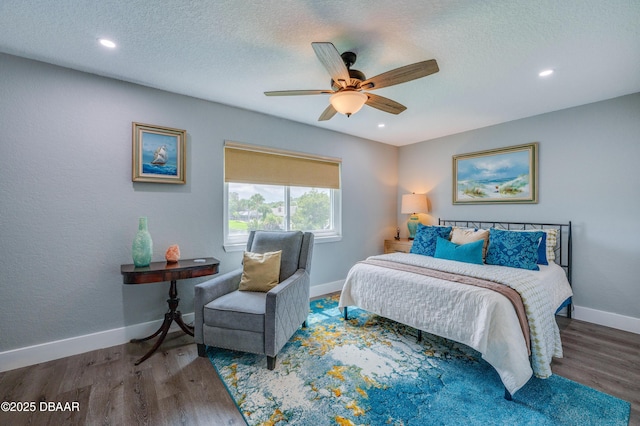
xmin=451 ymin=227 xmax=490 ymax=260
xmin=239 ymin=250 xmax=282 ymax=292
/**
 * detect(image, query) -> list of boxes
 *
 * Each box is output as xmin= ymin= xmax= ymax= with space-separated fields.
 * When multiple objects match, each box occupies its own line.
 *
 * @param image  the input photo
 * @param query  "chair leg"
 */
xmin=267 ymin=355 xmax=277 ymax=370
xmin=197 ymin=343 xmax=207 ymax=357
xmin=504 ymin=387 xmax=513 ymax=401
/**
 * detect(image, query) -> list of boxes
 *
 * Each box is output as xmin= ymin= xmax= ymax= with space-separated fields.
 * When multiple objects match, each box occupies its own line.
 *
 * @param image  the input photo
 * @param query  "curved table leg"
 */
xmin=130 ymin=321 xmax=165 ymax=343
xmin=130 ymin=280 xmax=193 ymax=364
xmin=174 ymin=311 xmax=194 ymax=336
xmin=133 ymin=313 xmax=172 ymax=365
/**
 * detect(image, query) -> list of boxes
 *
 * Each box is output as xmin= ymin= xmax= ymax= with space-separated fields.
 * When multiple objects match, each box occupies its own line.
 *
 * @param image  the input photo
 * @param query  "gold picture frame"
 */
xmin=132 ymin=122 xmax=186 ymax=184
xmin=453 ymin=143 xmax=538 ymax=204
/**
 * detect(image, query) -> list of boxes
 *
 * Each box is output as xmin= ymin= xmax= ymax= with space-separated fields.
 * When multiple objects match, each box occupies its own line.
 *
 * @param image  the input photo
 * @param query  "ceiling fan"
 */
xmin=264 ymin=42 xmax=439 ymax=121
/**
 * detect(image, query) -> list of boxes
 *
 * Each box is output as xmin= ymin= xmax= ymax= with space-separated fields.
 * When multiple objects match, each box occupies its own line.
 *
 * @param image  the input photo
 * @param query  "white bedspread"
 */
xmin=338 ymin=252 xmax=573 ymax=395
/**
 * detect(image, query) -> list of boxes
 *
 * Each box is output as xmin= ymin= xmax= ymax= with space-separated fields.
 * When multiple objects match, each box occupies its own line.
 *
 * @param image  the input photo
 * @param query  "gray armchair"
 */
xmin=194 ymin=230 xmax=313 ymax=369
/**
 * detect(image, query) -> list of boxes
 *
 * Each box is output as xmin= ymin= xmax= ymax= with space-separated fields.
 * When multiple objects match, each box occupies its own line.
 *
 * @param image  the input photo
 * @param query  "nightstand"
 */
xmin=384 ymin=239 xmax=413 ymax=254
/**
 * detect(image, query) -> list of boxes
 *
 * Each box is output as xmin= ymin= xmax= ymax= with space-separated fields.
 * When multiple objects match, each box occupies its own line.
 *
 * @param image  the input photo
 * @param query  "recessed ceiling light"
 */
xmin=378 ymin=123 xmax=385 ymax=128
xmin=99 ymin=38 xmax=116 ymax=48
xmin=538 ymin=69 xmax=554 ymax=77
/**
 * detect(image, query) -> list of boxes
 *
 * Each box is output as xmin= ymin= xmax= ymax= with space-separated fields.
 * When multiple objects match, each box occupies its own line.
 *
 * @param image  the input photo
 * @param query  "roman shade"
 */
xmin=224 ymin=142 xmax=341 ymax=189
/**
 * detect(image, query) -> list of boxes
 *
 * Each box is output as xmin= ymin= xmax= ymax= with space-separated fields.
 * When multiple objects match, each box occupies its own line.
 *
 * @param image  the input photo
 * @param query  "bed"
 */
xmin=339 ymin=219 xmax=573 ymax=399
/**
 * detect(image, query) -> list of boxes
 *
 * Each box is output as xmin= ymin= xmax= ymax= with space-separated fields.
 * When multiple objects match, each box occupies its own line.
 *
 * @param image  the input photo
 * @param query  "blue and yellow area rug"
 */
xmin=208 ymin=296 xmax=630 ymax=425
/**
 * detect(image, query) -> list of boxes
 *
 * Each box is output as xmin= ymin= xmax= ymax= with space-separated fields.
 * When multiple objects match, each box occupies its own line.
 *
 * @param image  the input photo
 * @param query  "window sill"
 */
xmin=223 ymin=234 xmax=342 ymax=252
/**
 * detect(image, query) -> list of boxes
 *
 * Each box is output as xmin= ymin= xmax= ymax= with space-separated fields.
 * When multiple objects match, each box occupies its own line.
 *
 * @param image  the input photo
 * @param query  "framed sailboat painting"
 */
xmin=132 ymin=122 xmax=186 ymax=184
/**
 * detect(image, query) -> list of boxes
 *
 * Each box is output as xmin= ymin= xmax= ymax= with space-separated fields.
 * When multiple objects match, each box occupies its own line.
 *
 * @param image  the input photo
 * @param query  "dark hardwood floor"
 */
xmin=554 ymin=316 xmax=640 ymax=425
xmin=0 ymin=333 xmax=245 ymax=426
xmin=1 ymin=315 xmax=638 ymax=425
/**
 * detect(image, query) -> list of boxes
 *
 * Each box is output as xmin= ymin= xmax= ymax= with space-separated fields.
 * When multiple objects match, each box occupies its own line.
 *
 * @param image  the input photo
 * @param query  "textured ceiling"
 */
xmin=1 ymin=0 xmax=639 ymax=146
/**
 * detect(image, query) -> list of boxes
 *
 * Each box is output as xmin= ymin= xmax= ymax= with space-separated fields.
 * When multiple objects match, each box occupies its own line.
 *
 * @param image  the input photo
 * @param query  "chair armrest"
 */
xmin=264 ymin=269 xmax=310 ymax=356
xmin=267 ymin=269 xmax=307 ymax=296
xmin=193 ymin=269 xmax=242 ymax=344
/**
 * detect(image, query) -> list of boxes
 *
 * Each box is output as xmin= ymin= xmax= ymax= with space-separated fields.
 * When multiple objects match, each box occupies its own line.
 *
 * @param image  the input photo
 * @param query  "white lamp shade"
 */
xmin=401 ymin=193 xmax=428 ymax=214
xmin=330 ymin=90 xmax=368 ymax=116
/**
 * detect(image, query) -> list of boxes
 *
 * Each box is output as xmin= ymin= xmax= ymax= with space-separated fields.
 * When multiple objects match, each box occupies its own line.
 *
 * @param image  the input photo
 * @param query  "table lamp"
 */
xmin=401 ymin=193 xmax=428 ymax=239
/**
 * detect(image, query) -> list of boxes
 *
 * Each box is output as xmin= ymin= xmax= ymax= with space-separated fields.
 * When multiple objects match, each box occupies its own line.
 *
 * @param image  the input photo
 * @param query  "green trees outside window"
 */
xmin=227 ymin=184 xmax=332 ymax=237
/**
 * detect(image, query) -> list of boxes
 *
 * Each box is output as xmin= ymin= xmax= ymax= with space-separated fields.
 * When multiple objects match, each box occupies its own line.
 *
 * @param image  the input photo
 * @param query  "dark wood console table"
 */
xmin=120 ymin=257 xmax=220 ymax=365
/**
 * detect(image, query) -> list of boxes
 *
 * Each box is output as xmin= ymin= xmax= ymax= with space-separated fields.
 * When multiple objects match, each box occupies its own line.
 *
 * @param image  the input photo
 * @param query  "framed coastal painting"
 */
xmin=132 ymin=122 xmax=186 ymax=184
xmin=452 ymin=143 xmax=538 ymax=204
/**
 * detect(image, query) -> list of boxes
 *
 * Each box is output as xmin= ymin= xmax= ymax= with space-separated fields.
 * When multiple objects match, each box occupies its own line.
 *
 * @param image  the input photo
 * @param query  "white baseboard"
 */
xmin=0 ymin=313 xmax=195 ymax=373
xmin=310 ymin=280 xmax=344 ymax=298
xmin=573 ymin=305 xmax=640 ymax=335
xmin=0 ymin=281 xmax=345 ymax=373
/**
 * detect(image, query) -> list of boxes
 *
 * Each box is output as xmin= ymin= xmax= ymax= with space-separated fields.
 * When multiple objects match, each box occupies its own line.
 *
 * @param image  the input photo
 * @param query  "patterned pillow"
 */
xmin=516 ymin=229 xmax=558 ymax=264
xmin=485 ymin=228 xmax=544 ymax=271
xmin=434 ymin=237 xmax=484 ymax=265
xmin=542 ymin=229 xmax=558 ymax=262
xmin=410 ymin=225 xmax=452 ymax=257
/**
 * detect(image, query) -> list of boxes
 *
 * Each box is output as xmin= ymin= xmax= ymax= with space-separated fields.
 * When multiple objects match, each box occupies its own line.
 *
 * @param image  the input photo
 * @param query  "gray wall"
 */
xmin=0 ymin=53 xmax=398 ymax=352
xmin=398 ymin=93 xmax=640 ymax=320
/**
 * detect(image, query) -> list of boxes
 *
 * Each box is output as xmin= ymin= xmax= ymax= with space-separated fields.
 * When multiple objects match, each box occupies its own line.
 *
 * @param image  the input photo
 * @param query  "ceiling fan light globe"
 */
xmin=329 ymin=91 xmax=368 ymax=116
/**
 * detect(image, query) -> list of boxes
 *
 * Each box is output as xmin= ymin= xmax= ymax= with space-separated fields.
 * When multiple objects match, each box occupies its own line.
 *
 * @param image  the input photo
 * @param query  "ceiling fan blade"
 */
xmin=365 ymin=93 xmax=407 ymax=115
xmin=312 ymin=42 xmax=351 ymax=88
xmin=360 ymin=59 xmax=439 ymax=91
xmin=264 ymin=90 xmax=333 ymax=96
xmin=318 ymin=104 xmax=337 ymax=121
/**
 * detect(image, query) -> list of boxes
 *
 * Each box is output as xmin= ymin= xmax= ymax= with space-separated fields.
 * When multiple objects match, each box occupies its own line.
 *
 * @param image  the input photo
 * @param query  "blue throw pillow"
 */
xmin=537 ymin=232 xmax=548 ymax=265
xmin=434 ymin=237 xmax=484 ymax=265
xmin=485 ymin=228 xmax=544 ymax=271
xmin=511 ymin=230 xmax=548 ymax=264
xmin=410 ymin=225 xmax=452 ymax=257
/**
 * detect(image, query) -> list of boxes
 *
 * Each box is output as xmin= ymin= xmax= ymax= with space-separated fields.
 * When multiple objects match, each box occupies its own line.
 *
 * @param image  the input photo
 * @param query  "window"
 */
xmin=224 ymin=142 xmax=341 ymax=250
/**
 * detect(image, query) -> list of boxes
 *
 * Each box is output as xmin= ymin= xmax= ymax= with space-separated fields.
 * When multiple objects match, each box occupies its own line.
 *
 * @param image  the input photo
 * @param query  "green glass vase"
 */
xmin=132 ymin=217 xmax=153 ymax=267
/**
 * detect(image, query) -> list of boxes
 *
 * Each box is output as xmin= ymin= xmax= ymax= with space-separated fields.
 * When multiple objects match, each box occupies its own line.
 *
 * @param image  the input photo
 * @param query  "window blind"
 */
xmin=224 ymin=142 xmax=341 ymax=189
